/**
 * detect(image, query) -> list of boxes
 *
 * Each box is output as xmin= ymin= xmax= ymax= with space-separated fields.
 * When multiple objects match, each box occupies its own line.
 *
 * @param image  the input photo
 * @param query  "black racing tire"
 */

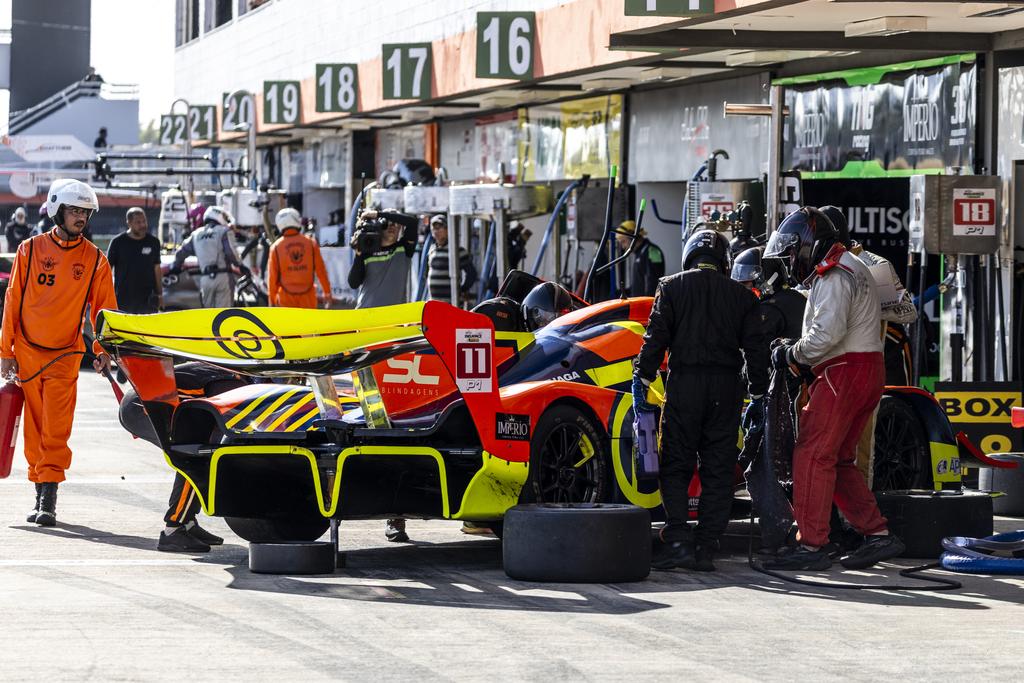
xmin=522 ymin=404 xmax=609 ymax=504
xmin=225 ymin=515 xmax=330 ymax=543
xmin=874 ymin=490 xmax=993 ymax=558
xmin=503 ymin=503 xmax=651 ymax=583
xmin=873 ymin=396 xmax=932 ymax=492
xmin=249 ymin=541 xmax=336 ymax=575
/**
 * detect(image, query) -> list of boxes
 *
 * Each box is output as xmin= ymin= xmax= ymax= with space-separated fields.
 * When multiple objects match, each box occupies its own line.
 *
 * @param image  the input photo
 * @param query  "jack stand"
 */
xmin=330 ymin=518 xmax=346 ymax=569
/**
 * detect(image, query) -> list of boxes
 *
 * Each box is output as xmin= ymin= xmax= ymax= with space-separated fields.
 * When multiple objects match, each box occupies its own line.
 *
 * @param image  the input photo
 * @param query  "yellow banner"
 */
xmin=518 ymin=94 xmax=622 ymax=182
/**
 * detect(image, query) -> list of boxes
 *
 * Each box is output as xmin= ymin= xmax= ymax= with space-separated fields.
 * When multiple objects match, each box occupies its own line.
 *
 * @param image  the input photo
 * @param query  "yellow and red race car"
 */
xmin=96 ymin=272 xmax=975 ymax=543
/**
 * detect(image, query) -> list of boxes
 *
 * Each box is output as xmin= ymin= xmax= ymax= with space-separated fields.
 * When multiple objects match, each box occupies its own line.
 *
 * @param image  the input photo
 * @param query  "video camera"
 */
xmin=351 ymin=216 xmax=389 ymax=254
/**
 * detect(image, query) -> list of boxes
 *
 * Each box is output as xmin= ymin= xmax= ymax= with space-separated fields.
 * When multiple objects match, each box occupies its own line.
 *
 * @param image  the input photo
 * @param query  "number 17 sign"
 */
xmin=455 ymin=328 xmax=492 ymax=394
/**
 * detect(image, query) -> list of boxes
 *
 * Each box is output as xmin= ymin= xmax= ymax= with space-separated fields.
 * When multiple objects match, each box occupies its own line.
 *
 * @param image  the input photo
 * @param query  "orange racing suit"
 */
xmin=1 ymin=231 xmax=117 ymax=483
xmin=267 ymin=230 xmax=330 ymax=308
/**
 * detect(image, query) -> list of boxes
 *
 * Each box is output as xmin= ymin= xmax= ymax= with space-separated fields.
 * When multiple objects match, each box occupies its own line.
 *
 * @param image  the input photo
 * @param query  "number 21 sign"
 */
xmin=455 ymin=328 xmax=492 ymax=393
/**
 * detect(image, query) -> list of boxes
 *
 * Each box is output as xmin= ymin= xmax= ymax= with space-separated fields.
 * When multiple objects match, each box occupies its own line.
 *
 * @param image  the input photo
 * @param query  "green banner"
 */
xmin=774 ymin=53 xmax=976 ymax=88
xmin=624 ymin=0 xmax=713 ymax=16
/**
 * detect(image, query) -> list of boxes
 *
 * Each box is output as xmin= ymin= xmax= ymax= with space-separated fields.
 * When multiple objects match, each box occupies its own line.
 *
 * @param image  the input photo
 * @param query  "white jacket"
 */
xmin=792 ymin=246 xmax=883 ymax=368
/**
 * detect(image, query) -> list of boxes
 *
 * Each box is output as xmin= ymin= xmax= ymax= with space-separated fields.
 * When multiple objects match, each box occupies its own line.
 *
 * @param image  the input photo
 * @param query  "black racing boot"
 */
xmin=694 ymin=544 xmax=716 ymax=572
xmin=764 ymin=545 xmax=832 ymax=571
xmin=186 ymin=521 xmax=224 ymax=546
xmin=840 ymin=533 xmax=905 ymax=570
xmin=35 ymin=482 xmax=58 ymax=527
xmin=385 ymin=518 xmax=409 ymax=543
xmin=157 ymin=526 xmax=211 ymax=553
xmin=26 ymin=483 xmax=42 ymax=523
xmin=651 ymin=541 xmax=697 ymax=570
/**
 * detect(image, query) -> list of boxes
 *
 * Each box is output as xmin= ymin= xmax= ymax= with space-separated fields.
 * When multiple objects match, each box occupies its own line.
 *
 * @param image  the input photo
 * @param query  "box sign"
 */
xmin=624 ymin=0 xmax=714 ymax=16
xmin=909 ymin=174 xmax=1001 ymax=255
xmin=455 ymin=328 xmax=492 ymax=394
xmin=934 ymin=382 xmax=1023 ymax=455
xmin=264 ymin=81 xmax=302 ymax=125
xmin=159 ymin=114 xmax=187 ymax=146
xmin=951 ymin=187 xmax=996 ymax=237
xmin=222 ymin=92 xmax=255 ymax=133
xmin=188 ymin=105 xmax=217 ymax=140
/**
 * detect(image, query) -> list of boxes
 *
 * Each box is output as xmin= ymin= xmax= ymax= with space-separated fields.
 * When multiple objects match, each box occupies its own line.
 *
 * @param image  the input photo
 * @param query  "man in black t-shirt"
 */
xmin=107 ymin=207 xmax=163 ymax=313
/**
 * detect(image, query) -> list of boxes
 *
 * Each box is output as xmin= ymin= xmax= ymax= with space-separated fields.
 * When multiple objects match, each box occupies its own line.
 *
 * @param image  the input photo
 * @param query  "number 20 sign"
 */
xmin=455 ymin=328 xmax=492 ymax=394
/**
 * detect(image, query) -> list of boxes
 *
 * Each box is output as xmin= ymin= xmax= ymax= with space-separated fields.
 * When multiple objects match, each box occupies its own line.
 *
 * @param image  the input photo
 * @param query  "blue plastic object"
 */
xmin=940 ymin=530 xmax=1024 ymax=574
xmin=633 ymin=409 xmax=659 ymax=482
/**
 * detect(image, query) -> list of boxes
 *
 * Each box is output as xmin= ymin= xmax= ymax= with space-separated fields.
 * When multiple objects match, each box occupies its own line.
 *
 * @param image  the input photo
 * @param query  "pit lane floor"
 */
xmin=1 ymin=372 xmax=1022 ymax=681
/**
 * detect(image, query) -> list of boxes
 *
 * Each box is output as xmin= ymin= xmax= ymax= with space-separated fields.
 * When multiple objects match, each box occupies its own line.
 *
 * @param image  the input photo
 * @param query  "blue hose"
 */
xmin=940 ymin=530 xmax=1024 ymax=574
xmin=530 ymin=178 xmax=585 ymax=276
xmin=477 ymin=221 xmax=496 ymax=302
xmin=414 ymin=231 xmax=435 ymax=301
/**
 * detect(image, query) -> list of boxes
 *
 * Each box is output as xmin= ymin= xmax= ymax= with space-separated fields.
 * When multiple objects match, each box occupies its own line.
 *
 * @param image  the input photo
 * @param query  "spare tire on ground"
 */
xmin=875 ymin=490 xmax=993 ymax=558
xmin=249 ymin=541 xmax=336 ymax=575
xmin=503 ymin=503 xmax=651 ymax=583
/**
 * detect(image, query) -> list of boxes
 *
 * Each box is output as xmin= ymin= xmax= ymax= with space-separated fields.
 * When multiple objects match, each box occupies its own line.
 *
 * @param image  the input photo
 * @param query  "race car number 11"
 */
xmin=455 ymin=328 xmax=492 ymax=393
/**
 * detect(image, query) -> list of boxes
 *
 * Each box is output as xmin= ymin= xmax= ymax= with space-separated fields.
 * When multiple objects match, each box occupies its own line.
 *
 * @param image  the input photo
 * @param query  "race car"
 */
xmin=95 ymin=271 xmax=976 ymax=543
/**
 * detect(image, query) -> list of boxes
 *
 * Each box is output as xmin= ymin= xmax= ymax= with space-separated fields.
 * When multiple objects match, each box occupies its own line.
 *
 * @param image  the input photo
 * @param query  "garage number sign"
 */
xmin=455 ymin=328 xmax=492 ymax=394
xmin=383 ymin=43 xmax=432 ymax=100
xmin=624 ymin=0 xmax=714 ymax=16
xmin=188 ymin=105 xmax=217 ymax=140
xmin=316 ymin=64 xmax=359 ymax=113
xmin=952 ymin=188 xmax=996 ymax=237
xmin=159 ymin=114 xmax=187 ymax=146
xmin=222 ymin=92 xmax=255 ymax=132
xmin=476 ymin=12 xmax=535 ymax=80
xmin=264 ymin=81 xmax=302 ymax=125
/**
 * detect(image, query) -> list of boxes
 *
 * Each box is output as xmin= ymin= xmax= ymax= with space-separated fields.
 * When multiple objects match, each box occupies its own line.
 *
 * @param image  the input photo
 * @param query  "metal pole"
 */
xmin=766 ymin=85 xmax=785 ymax=233
xmin=448 ymin=215 xmax=460 ymax=306
xmin=171 ymin=98 xmax=192 ymax=197
xmin=494 ymin=205 xmax=509 ymax=289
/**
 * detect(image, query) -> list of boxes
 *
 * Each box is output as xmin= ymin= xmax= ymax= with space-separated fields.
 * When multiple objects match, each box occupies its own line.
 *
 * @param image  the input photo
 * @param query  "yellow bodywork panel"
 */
xmin=452 ymin=451 xmax=529 ymax=521
xmin=930 ymin=441 xmax=962 ymax=488
xmin=97 ymin=303 xmax=426 ymax=363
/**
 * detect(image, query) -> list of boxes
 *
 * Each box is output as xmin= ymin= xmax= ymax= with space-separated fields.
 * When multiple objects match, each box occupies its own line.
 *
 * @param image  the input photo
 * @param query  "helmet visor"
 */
xmin=761 ymin=231 xmax=798 ymax=260
xmin=731 ymin=263 xmax=762 ymax=283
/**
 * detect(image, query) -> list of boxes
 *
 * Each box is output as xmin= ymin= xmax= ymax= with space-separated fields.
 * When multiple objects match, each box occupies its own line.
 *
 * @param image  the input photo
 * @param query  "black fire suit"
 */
xmin=635 ymin=268 xmax=769 ymax=546
xmin=760 ymin=287 xmax=806 ymax=341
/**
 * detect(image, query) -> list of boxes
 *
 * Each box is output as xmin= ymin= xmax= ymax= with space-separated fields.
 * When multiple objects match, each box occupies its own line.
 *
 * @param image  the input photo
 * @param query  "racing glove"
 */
xmin=631 ymin=375 xmax=658 ymax=413
xmin=742 ymin=395 xmax=765 ymax=432
xmin=238 ymin=264 xmax=252 ymax=278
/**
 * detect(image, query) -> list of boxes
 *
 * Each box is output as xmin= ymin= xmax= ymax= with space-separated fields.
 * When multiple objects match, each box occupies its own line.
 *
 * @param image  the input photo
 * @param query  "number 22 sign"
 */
xmin=455 ymin=328 xmax=492 ymax=393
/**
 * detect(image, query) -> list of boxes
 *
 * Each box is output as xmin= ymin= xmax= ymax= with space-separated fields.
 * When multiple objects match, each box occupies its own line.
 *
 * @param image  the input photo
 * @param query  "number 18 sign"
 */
xmin=952 ymin=187 xmax=996 ymax=237
xmin=455 ymin=328 xmax=492 ymax=394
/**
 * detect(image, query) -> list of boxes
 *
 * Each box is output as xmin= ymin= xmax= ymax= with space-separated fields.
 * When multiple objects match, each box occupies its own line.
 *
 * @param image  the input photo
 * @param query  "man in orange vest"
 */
xmin=0 ymin=179 xmax=117 ymax=526
xmin=267 ymin=208 xmax=331 ymax=308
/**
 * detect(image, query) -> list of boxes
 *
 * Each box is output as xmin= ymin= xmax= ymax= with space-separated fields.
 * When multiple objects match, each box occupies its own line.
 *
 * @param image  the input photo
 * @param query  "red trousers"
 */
xmin=792 ymin=352 xmax=889 ymax=548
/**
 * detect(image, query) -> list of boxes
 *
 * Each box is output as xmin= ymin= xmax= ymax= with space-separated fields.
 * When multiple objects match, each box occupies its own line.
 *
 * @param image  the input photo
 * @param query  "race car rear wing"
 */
xmin=95 ymin=301 xmax=529 ymax=462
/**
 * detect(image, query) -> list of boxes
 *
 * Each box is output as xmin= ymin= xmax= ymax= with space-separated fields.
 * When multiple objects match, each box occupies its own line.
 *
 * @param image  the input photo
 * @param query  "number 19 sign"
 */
xmin=455 ymin=328 xmax=492 ymax=394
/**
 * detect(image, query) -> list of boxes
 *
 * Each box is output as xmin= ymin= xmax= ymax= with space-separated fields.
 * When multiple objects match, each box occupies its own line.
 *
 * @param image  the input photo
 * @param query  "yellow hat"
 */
xmin=619 ymin=220 xmax=637 ymax=234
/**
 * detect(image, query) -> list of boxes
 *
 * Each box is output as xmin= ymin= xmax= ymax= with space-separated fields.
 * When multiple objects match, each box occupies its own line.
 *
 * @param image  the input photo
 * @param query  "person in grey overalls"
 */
xmin=170 ymin=206 xmax=249 ymax=307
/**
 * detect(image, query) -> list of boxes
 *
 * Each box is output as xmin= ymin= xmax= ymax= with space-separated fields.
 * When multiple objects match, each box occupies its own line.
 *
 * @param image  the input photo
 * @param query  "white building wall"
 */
xmin=174 ymin=0 xmax=568 ymax=106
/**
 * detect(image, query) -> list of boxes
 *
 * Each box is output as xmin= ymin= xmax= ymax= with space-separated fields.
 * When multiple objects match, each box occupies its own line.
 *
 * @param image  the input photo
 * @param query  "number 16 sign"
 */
xmin=455 ymin=328 xmax=492 ymax=393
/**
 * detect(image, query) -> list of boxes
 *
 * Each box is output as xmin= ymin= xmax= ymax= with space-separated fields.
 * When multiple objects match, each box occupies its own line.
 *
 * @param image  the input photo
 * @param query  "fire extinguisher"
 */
xmin=0 ymin=381 xmax=25 ymax=479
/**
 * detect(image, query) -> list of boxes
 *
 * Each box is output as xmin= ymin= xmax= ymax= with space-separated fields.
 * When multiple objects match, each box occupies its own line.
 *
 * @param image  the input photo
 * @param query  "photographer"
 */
xmin=347 ymin=209 xmax=418 ymax=310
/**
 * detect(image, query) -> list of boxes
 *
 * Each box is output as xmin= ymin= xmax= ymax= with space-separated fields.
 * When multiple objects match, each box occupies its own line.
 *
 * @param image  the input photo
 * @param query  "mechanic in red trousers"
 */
xmin=763 ymin=207 xmax=905 ymax=571
xmin=0 ymin=179 xmax=117 ymax=526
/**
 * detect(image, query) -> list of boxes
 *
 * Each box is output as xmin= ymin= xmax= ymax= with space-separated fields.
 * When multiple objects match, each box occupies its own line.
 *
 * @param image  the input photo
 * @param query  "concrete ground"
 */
xmin=1 ymin=372 xmax=1022 ymax=682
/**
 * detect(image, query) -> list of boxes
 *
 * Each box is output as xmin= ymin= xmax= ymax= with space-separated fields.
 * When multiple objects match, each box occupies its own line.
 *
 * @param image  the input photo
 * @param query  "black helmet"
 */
xmin=682 ymin=229 xmax=731 ymax=274
xmin=393 ymin=159 xmax=436 ymax=186
xmin=764 ymin=206 xmax=839 ymax=282
xmin=377 ymin=170 xmax=403 ymax=189
xmin=731 ymin=247 xmax=764 ymax=286
xmin=729 ymin=233 xmax=759 ymax=259
xmin=521 ymin=282 xmax=574 ymax=332
xmin=472 ymin=296 xmax=526 ymax=332
xmin=819 ymin=205 xmax=852 ymax=247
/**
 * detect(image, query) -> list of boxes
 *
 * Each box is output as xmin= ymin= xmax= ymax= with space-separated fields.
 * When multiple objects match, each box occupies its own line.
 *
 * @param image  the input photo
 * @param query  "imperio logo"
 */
xmin=495 ymin=413 xmax=530 ymax=441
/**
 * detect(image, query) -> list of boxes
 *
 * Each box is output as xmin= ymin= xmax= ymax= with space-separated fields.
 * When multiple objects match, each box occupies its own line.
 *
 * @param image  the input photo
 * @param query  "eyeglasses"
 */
xmin=65 ymin=207 xmax=91 ymax=217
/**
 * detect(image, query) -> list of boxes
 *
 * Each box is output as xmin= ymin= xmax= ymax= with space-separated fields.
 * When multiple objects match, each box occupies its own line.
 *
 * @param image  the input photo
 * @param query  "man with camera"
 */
xmin=347 ymin=209 xmax=418 ymax=310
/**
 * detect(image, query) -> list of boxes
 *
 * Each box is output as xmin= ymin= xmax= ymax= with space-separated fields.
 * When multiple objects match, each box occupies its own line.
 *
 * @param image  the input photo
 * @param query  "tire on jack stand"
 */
xmin=502 ymin=503 xmax=651 ymax=583
xmin=248 ymin=541 xmax=337 ymax=575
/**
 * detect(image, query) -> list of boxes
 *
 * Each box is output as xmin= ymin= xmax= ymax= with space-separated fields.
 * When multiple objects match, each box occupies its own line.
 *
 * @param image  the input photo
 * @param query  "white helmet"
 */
xmin=275 ymin=207 xmax=302 ymax=232
xmin=13 ymin=207 xmax=26 ymax=222
xmin=203 ymin=205 xmax=234 ymax=227
xmin=45 ymin=179 xmax=99 ymax=225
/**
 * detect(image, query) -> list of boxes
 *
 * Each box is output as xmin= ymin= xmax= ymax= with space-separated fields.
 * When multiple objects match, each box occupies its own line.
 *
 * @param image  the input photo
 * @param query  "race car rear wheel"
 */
xmin=523 ymin=405 xmax=608 ymax=504
xmin=225 ymin=515 xmax=330 ymax=543
xmin=873 ymin=396 xmax=932 ymax=492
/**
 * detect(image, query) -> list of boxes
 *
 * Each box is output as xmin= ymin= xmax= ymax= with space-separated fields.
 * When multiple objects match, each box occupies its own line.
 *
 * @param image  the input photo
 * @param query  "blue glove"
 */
xmin=742 ymin=395 xmax=765 ymax=431
xmin=771 ymin=343 xmax=794 ymax=370
xmin=631 ymin=375 xmax=658 ymax=413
